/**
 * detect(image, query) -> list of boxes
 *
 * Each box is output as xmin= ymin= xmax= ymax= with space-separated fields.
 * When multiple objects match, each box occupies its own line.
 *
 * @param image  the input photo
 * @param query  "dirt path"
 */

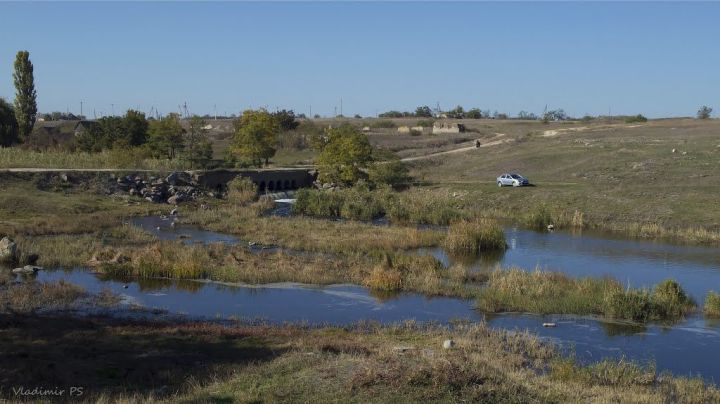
xmin=400 ymin=135 xmax=511 ymax=162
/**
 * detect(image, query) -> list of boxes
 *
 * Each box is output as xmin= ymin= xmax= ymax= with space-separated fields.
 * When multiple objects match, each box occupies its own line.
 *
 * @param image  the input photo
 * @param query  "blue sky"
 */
xmin=0 ymin=2 xmax=718 ymax=118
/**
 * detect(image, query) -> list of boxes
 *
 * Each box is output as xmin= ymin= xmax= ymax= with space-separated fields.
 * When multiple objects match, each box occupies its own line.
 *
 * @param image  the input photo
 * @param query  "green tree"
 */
xmin=447 ymin=105 xmax=465 ymax=119
xmin=97 ymin=116 xmax=126 ymax=149
xmin=185 ymin=116 xmax=213 ymax=168
xmin=232 ymin=109 xmax=278 ymax=167
xmin=697 ymin=106 xmax=713 ymax=119
xmin=147 ymin=113 xmax=185 ymax=159
xmin=271 ymin=109 xmax=299 ymax=131
xmin=415 ymin=105 xmax=433 ymax=117
xmin=316 ymin=124 xmax=373 ymax=185
xmin=124 ymin=109 xmax=149 ymax=146
xmin=0 ymin=98 xmax=19 ymax=147
xmin=13 ymin=51 xmax=38 ymax=141
xmin=466 ymin=108 xmax=483 ymax=119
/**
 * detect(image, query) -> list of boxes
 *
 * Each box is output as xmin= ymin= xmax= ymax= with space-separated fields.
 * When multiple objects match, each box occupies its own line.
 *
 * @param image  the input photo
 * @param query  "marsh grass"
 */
xmin=442 ymin=219 xmax=506 ymax=254
xmin=293 ymin=185 xmax=464 ymax=225
xmin=477 ymin=269 xmax=695 ymax=323
xmin=227 ymin=176 xmax=258 ymax=205
xmin=704 ymin=291 xmax=720 ymax=318
xmin=0 ymin=280 xmax=86 ymax=313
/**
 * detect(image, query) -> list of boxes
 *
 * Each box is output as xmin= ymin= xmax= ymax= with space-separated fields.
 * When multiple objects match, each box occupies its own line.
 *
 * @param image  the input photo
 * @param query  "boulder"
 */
xmin=0 ymin=237 xmax=17 ymax=263
xmin=167 ymin=194 xmax=188 ymax=205
xmin=442 ymin=339 xmax=455 ymax=349
xmin=166 ymin=171 xmax=194 ymax=186
xmin=12 ymin=265 xmax=42 ymax=274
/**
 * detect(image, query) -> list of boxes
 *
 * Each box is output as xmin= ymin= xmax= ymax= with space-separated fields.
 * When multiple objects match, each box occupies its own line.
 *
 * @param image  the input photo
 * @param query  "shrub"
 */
xmin=523 ymin=205 xmax=554 ymax=230
xmin=651 ymin=279 xmax=695 ymax=319
xmin=227 ymin=176 xmax=257 ymax=205
xmin=443 ymin=219 xmax=506 ymax=254
xmin=625 ymin=114 xmax=648 ymax=123
xmin=704 ymin=291 xmax=720 ymax=317
xmin=367 ymin=160 xmax=411 ymax=189
xmin=416 ymin=119 xmax=435 ymax=128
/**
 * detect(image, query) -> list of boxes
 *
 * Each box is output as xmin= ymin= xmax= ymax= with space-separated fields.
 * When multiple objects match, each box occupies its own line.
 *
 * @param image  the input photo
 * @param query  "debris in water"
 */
xmin=543 ymin=322 xmax=557 ymax=328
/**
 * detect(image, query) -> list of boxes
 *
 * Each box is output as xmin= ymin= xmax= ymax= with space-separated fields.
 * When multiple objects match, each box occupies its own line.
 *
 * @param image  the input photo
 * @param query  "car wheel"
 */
xmin=513 ymin=182 xmax=519 ymax=187
xmin=497 ymin=182 xmax=502 ymax=187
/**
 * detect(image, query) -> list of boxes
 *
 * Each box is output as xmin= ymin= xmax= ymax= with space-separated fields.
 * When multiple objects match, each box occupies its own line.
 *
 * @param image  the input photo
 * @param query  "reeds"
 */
xmin=477 ymin=269 xmax=695 ymax=323
xmin=704 ymin=291 xmax=720 ymax=318
xmin=442 ymin=219 xmax=506 ymax=254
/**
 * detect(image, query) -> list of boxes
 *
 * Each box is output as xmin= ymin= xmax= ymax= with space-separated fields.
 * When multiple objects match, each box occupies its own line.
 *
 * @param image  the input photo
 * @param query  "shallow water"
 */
xmin=417 ymin=226 xmax=720 ymax=302
xmin=37 ymin=213 xmax=720 ymax=382
xmin=32 ymin=269 xmax=720 ymax=382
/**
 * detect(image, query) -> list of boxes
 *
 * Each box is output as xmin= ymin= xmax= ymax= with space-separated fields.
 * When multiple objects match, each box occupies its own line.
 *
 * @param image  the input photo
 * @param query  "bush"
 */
xmin=523 ymin=205 xmax=554 ymax=230
xmin=367 ymin=160 xmax=411 ymax=189
xmin=416 ymin=119 xmax=435 ymax=128
xmin=625 ymin=114 xmax=648 ymax=123
xmin=227 ymin=176 xmax=257 ymax=205
xmin=443 ymin=219 xmax=506 ymax=254
xmin=704 ymin=291 xmax=720 ymax=317
xmin=651 ymin=280 xmax=695 ymax=319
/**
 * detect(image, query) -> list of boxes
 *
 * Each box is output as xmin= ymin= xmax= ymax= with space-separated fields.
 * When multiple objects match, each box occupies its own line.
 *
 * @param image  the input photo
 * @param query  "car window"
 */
xmin=511 ymin=174 xmax=521 ymax=179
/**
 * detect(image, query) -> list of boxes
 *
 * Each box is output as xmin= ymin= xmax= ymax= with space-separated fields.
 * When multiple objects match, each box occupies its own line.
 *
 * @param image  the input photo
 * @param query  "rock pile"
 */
xmin=113 ymin=171 xmax=208 ymax=205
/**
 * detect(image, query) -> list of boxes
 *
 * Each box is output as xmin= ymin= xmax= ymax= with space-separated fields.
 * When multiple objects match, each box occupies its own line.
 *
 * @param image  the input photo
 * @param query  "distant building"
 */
xmin=27 ymin=120 xmax=99 ymax=149
xmin=432 ymin=122 xmax=465 ymax=134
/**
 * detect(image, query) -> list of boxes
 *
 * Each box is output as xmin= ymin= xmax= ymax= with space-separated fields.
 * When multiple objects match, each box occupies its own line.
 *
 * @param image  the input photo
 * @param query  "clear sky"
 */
xmin=0 ymin=1 xmax=718 ymax=118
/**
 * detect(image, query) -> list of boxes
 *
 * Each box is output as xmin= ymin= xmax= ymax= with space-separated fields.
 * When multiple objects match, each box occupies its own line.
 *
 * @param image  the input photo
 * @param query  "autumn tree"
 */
xmin=232 ymin=109 xmax=278 ymax=167
xmin=315 ymin=124 xmax=373 ymax=185
xmin=13 ymin=51 xmax=37 ymax=141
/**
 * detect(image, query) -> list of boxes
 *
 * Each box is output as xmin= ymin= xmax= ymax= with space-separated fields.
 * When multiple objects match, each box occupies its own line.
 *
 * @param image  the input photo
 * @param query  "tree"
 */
xmin=124 ymin=109 xmax=149 ymax=146
xmin=185 ymin=116 xmax=213 ymax=167
xmin=13 ymin=51 xmax=38 ymax=141
xmin=315 ymin=124 xmax=373 ymax=185
xmin=0 ymin=98 xmax=19 ymax=147
xmin=368 ymin=159 xmax=411 ymax=189
xmin=415 ymin=105 xmax=433 ymax=118
xmin=97 ymin=116 xmax=126 ymax=149
xmin=271 ymin=109 xmax=299 ymax=131
xmin=232 ymin=109 xmax=278 ymax=166
xmin=697 ymin=106 xmax=713 ymax=120
xmin=147 ymin=113 xmax=185 ymax=159
xmin=447 ymin=105 xmax=465 ymax=119
xmin=466 ymin=108 xmax=483 ymax=119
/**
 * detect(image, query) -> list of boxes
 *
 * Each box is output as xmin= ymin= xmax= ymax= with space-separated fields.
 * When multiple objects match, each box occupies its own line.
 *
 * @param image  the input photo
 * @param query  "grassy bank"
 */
xmin=442 ymin=219 xmax=506 ymax=254
xmin=0 ymin=147 xmax=188 ymax=170
xmin=2 ymin=314 xmax=717 ymax=402
xmin=477 ymin=269 xmax=696 ymax=323
xmin=293 ymin=185 xmax=464 ymax=225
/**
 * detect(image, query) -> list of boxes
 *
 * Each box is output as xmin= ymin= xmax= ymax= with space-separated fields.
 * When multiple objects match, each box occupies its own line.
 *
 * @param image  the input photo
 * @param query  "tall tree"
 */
xmin=315 ymin=124 xmax=373 ymax=185
xmin=185 ymin=116 xmax=213 ymax=167
xmin=415 ymin=105 xmax=433 ymax=118
xmin=232 ymin=109 xmax=278 ymax=166
xmin=13 ymin=51 xmax=37 ymax=141
xmin=147 ymin=113 xmax=185 ymax=159
xmin=124 ymin=109 xmax=149 ymax=146
xmin=0 ymin=98 xmax=19 ymax=146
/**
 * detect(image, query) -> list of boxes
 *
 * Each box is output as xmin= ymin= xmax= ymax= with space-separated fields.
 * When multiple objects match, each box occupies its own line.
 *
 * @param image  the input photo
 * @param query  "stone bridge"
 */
xmin=192 ymin=168 xmax=316 ymax=193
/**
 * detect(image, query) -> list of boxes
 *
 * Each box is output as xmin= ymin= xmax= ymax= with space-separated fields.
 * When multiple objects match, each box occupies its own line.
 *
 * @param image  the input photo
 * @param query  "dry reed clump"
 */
xmin=704 ymin=291 xmax=720 ymax=318
xmin=227 ymin=176 xmax=258 ymax=206
xmin=442 ymin=219 xmax=506 ymax=254
xmin=364 ymin=266 xmax=403 ymax=291
xmin=0 ymin=280 xmax=86 ymax=313
xmin=478 ymin=269 xmax=695 ymax=322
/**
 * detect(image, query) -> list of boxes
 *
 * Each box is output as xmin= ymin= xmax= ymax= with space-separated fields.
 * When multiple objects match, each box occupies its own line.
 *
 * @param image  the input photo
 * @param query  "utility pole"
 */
xmin=340 ymin=98 xmax=343 ymax=117
xmin=214 ymin=104 xmax=217 ymax=120
xmin=80 ymin=101 xmax=83 ymax=118
xmin=334 ymin=106 xmax=337 ymax=117
xmin=309 ymin=104 xmax=312 ymax=118
xmin=111 ymin=103 xmax=115 ymax=116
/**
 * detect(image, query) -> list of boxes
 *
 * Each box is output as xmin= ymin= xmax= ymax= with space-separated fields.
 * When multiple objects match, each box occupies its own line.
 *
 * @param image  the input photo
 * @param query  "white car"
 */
xmin=497 ymin=173 xmax=529 ymax=187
